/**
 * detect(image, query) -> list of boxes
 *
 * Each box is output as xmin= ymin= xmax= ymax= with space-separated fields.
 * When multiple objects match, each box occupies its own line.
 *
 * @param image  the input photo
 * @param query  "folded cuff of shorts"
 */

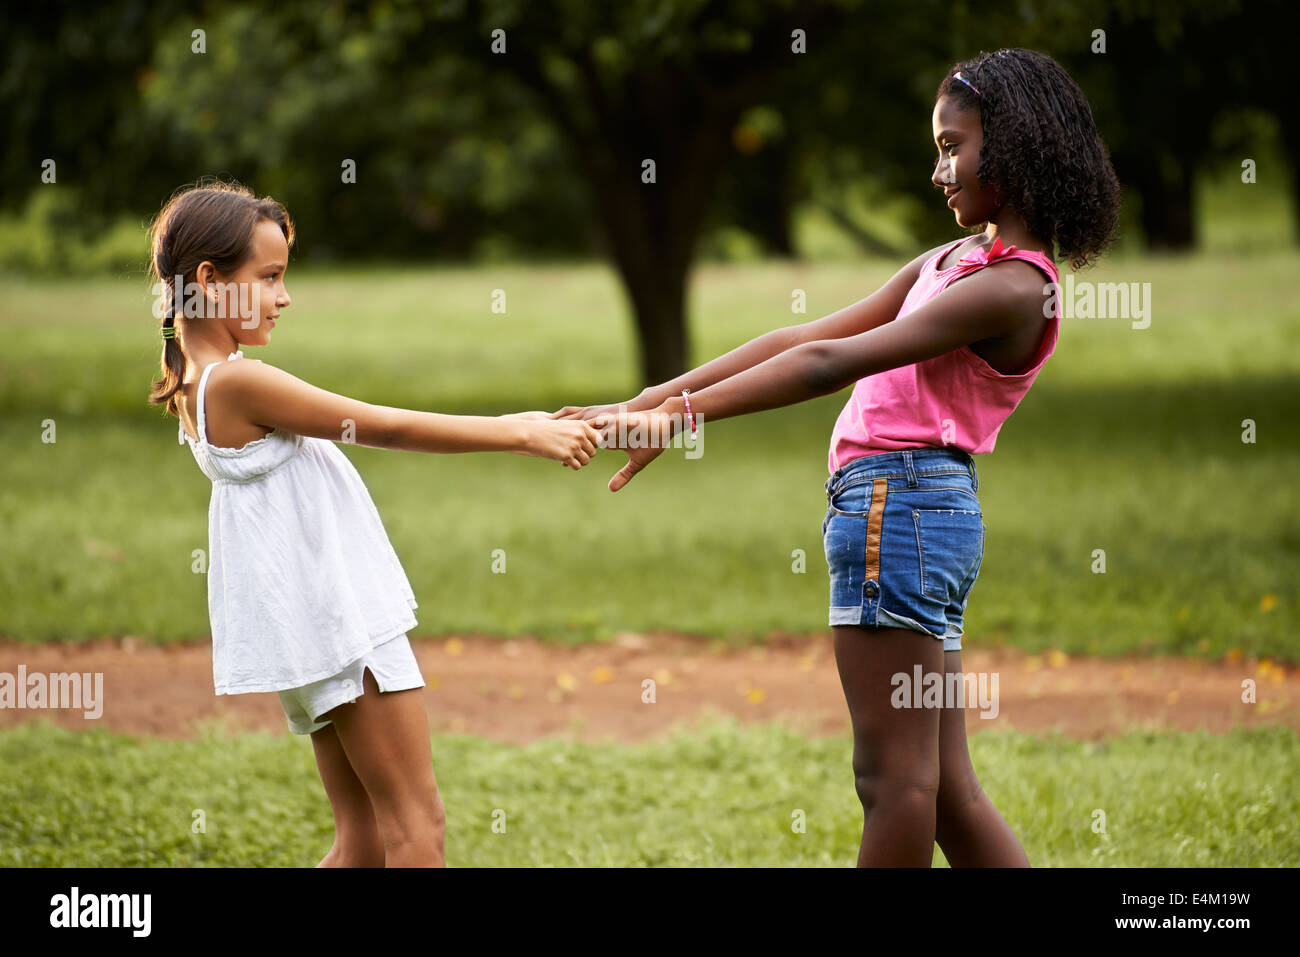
xmin=371 ymin=675 xmax=426 ymax=693
xmin=287 ymin=686 xmax=362 ymax=735
xmin=831 ymin=605 xmax=963 ymax=651
xmin=288 ymin=715 xmax=329 ymax=735
xmin=829 ymin=606 xmax=865 ymax=626
xmin=308 ymin=671 xmax=425 ymax=721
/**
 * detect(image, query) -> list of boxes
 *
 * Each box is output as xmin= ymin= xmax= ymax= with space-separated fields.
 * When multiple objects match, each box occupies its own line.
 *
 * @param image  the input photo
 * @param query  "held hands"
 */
xmin=551 ymin=402 xmax=680 ymax=492
xmin=500 ymin=411 xmax=609 ymax=470
xmin=501 ymin=399 xmax=688 ymax=485
xmin=550 ymin=402 xmax=626 ymax=425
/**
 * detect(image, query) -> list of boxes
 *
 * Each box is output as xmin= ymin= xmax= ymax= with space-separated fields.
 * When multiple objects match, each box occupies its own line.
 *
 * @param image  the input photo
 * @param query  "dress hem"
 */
xmin=213 ymin=610 xmax=418 ymax=696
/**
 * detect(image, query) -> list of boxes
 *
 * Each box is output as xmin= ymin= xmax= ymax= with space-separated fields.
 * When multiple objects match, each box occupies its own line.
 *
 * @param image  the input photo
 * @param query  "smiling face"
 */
xmin=198 ymin=218 xmax=291 ymax=346
xmin=931 ymin=94 xmax=1002 ymax=229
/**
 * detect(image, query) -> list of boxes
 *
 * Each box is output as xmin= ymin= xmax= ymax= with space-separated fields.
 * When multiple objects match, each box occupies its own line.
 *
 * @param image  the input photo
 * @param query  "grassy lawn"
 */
xmin=0 ymin=720 xmax=1294 ymax=867
xmin=0 ymin=167 xmax=1296 ymax=871
xmin=1 ymin=249 xmax=1297 ymax=656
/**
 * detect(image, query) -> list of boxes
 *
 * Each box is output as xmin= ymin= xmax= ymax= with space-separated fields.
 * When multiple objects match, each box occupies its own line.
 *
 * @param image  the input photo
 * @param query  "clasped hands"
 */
xmin=501 ymin=400 xmax=684 ymax=492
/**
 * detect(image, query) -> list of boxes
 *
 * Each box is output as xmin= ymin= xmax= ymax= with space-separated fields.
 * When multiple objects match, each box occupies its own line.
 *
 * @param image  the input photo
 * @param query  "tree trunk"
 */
xmin=620 ymin=248 xmax=690 ymax=385
xmin=491 ymin=13 xmax=821 ymax=387
xmin=738 ymin=142 xmax=797 ymax=257
xmin=591 ymin=146 xmax=711 ymax=387
xmin=1125 ymin=154 xmax=1196 ymax=250
xmin=580 ymin=88 xmax=742 ymax=387
xmin=1278 ymin=119 xmax=1300 ymax=244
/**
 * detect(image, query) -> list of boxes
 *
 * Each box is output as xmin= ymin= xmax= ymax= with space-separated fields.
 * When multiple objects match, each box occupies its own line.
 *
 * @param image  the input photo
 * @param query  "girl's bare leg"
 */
xmin=832 ymin=624 xmax=944 ymax=866
xmin=310 ymin=723 xmax=385 ymax=867
xmin=323 ymin=666 xmax=446 ymax=867
xmin=934 ymin=649 xmax=1030 ymax=867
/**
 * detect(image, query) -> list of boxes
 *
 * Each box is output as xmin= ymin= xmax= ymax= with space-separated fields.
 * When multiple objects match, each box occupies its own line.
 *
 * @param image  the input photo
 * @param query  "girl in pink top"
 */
xmin=560 ymin=48 xmax=1120 ymax=866
xmin=827 ymin=233 xmax=1060 ymax=469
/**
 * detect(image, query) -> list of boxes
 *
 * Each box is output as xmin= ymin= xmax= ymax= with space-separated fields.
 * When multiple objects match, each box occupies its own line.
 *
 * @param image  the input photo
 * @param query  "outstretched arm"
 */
xmin=210 ymin=361 xmax=604 ymax=467
xmin=599 ymin=262 xmax=1045 ymax=490
xmin=665 ymin=264 xmax=1040 ymax=423
xmin=555 ymin=247 xmax=936 ymax=418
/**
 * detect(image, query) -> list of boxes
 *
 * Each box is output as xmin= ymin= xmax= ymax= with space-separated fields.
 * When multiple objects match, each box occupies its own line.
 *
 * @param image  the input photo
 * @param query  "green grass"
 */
xmin=3 ymin=147 xmax=1298 ymax=651
xmin=0 ymin=720 xmax=1294 ymax=867
xmin=1 ymin=250 xmax=1297 ymax=655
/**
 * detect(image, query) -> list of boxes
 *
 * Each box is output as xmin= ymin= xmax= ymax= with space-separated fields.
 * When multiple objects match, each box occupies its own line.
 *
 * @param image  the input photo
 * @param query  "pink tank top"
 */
xmin=828 ymin=237 xmax=1059 ymax=473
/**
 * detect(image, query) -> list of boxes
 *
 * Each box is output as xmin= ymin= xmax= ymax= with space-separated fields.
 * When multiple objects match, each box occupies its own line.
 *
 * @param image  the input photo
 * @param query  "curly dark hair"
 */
xmin=937 ymin=48 xmax=1121 ymax=270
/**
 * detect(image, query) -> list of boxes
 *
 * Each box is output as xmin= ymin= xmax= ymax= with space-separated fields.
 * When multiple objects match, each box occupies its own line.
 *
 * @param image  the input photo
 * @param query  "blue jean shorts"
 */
xmin=823 ymin=447 xmax=985 ymax=650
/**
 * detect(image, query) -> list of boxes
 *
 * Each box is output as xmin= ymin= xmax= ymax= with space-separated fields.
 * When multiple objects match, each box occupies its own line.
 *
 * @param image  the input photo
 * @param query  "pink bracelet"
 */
xmin=681 ymin=389 xmax=697 ymax=439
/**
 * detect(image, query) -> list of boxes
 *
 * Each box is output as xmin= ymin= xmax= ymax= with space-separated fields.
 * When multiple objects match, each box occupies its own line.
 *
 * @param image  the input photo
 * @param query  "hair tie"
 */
xmin=162 ymin=316 xmax=177 ymax=340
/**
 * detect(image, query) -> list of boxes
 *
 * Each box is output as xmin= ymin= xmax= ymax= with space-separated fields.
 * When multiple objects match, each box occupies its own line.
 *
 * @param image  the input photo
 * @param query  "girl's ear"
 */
xmin=990 ymin=187 xmax=1008 ymax=217
xmin=195 ymin=261 xmax=220 ymax=309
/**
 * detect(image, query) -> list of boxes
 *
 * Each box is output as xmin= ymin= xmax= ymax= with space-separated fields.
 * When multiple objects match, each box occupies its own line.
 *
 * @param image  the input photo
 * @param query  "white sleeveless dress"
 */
xmin=180 ymin=351 xmax=419 ymax=695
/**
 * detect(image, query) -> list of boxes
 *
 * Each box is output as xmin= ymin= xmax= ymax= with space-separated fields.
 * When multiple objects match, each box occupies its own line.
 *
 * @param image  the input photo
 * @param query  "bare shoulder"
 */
xmin=988 ymin=258 xmax=1057 ymax=320
xmin=203 ymin=355 xmax=291 ymax=400
xmin=948 ymin=257 xmax=1051 ymax=308
xmin=930 ymin=257 xmax=1055 ymax=347
xmin=186 ymin=358 xmax=275 ymax=445
xmin=204 ymin=356 xmax=392 ymax=442
xmin=203 ymin=358 xmax=308 ymax=430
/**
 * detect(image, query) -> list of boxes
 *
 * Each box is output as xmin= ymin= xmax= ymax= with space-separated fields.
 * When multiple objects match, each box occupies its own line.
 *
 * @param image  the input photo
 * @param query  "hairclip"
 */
xmin=952 ymin=71 xmax=982 ymax=97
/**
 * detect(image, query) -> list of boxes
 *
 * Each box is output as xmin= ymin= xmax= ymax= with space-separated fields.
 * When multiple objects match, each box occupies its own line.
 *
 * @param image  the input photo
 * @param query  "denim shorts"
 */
xmin=823 ymin=447 xmax=985 ymax=650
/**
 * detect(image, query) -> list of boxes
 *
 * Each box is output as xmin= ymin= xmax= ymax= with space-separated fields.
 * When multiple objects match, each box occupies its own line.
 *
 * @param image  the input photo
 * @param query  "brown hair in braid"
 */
xmin=147 ymin=179 xmax=294 ymax=417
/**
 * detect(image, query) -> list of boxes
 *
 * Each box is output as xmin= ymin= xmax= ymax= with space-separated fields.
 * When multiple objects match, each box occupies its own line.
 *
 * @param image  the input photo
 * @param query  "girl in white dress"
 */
xmin=147 ymin=181 xmax=606 ymax=867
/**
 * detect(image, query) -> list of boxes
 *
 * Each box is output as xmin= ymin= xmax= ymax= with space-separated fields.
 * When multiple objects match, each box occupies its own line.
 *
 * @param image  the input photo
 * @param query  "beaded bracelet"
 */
xmin=681 ymin=389 xmax=697 ymax=439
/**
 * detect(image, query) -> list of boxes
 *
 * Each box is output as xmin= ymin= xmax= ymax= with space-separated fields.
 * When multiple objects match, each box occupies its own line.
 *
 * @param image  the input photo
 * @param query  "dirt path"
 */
xmin=0 ymin=633 xmax=1294 ymax=744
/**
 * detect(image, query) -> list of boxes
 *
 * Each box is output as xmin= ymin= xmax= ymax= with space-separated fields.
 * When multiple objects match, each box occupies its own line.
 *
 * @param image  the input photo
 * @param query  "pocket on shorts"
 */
xmin=827 ymin=479 xmax=873 ymax=517
xmin=911 ymin=502 xmax=984 ymax=602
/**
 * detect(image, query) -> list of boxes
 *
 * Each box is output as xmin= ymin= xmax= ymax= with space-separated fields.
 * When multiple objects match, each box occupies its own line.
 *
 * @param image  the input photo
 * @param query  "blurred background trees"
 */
xmin=1 ymin=0 xmax=1291 ymax=384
